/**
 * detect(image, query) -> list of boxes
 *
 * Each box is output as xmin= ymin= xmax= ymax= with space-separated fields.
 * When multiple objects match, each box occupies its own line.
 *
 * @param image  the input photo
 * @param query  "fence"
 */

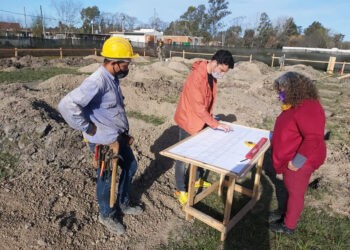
xmin=271 ymin=54 xmax=350 ymax=75
xmin=169 ymin=50 xmax=252 ymax=62
xmin=0 ymin=48 xmax=101 ymax=59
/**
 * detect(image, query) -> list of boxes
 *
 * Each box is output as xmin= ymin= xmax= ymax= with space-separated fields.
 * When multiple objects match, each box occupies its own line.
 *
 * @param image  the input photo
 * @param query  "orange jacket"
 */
xmin=174 ymin=60 xmax=219 ymax=135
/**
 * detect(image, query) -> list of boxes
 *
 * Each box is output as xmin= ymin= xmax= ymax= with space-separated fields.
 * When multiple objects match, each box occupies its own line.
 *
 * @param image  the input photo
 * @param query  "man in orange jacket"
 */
xmin=173 ymin=50 xmax=235 ymax=205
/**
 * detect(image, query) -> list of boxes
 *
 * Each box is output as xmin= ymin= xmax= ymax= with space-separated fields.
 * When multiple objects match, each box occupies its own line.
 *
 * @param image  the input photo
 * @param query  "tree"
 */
xmin=256 ymin=12 xmax=274 ymax=47
xmin=243 ymin=29 xmax=255 ymax=48
xmin=207 ymin=0 xmax=231 ymax=37
xmin=80 ymin=6 xmax=100 ymax=33
xmin=332 ymin=33 xmax=345 ymax=48
xmin=303 ymin=21 xmax=329 ymax=48
xmin=275 ymin=17 xmax=300 ymax=47
xmin=51 ymin=0 xmax=82 ymax=34
xmin=223 ymin=25 xmax=242 ymax=46
xmin=31 ymin=16 xmax=44 ymax=38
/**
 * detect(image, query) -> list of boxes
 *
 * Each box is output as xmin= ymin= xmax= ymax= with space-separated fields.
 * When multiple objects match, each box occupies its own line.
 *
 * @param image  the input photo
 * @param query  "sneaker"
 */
xmin=178 ymin=191 xmax=188 ymax=206
xmin=270 ymin=222 xmax=295 ymax=235
xmin=98 ymin=214 xmax=125 ymax=235
xmin=195 ymin=178 xmax=212 ymax=188
xmin=120 ymin=203 xmax=143 ymax=215
xmin=268 ymin=210 xmax=284 ymax=223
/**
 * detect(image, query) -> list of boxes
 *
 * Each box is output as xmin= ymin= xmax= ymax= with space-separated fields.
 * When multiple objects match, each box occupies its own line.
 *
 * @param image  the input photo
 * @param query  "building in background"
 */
xmin=110 ymin=28 xmax=163 ymax=48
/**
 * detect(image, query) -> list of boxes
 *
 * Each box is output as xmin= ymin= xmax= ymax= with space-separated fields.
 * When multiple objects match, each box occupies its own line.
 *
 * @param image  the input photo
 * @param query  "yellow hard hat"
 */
xmin=101 ymin=36 xmax=139 ymax=59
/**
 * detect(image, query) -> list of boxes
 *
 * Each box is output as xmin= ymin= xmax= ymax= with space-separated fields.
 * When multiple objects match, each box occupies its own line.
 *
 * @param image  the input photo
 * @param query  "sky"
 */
xmin=1 ymin=0 xmax=349 ymax=41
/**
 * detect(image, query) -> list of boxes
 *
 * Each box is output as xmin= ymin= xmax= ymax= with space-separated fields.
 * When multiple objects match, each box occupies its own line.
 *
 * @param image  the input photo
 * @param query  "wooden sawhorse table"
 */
xmin=161 ymin=125 xmax=270 ymax=241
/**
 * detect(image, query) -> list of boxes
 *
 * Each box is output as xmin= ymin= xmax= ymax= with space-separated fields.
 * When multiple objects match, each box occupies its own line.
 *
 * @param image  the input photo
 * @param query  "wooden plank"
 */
xmin=194 ymin=181 xmax=219 ymax=204
xmin=223 ymin=177 xmax=236 ymax=226
xmin=183 ymin=206 xmax=225 ymax=232
xmin=185 ymin=164 xmax=197 ymax=220
xmin=226 ymin=199 xmax=257 ymax=232
xmin=337 ymin=73 xmax=350 ymax=80
xmin=252 ymin=155 xmax=264 ymax=199
xmin=218 ymin=173 xmax=225 ymax=196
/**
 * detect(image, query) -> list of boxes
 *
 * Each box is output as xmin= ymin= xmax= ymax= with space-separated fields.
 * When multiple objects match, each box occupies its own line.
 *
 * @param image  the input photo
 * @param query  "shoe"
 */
xmin=270 ymin=222 xmax=295 ymax=235
xmin=120 ymin=203 xmax=143 ymax=215
xmin=195 ymin=178 xmax=212 ymax=188
xmin=98 ymin=214 xmax=125 ymax=235
xmin=268 ymin=210 xmax=284 ymax=223
xmin=177 ymin=191 xmax=188 ymax=206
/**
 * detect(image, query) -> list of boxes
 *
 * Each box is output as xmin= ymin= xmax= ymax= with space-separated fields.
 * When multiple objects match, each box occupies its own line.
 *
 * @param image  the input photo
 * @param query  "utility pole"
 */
xmin=40 ymin=5 xmax=45 ymax=38
xmin=23 ymin=7 xmax=27 ymax=37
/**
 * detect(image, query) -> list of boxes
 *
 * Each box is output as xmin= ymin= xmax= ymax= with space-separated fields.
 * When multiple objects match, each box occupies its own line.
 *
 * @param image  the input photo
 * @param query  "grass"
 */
xmin=0 ymin=151 xmax=18 ymax=180
xmin=0 ymin=67 xmax=83 ymax=84
xmin=127 ymin=110 xmax=166 ymax=126
xmin=161 ymin=172 xmax=350 ymax=250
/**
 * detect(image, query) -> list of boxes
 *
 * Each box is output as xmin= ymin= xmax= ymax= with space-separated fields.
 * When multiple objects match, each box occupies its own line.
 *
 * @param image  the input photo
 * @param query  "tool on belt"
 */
xmin=93 ymin=133 xmax=135 ymax=208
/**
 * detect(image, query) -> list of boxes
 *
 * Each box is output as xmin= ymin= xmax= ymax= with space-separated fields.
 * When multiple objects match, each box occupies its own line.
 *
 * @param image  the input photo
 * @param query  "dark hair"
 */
xmin=274 ymin=71 xmax=319 ymax=106
xmin=212 ymin=50 xmax=234 ymax=69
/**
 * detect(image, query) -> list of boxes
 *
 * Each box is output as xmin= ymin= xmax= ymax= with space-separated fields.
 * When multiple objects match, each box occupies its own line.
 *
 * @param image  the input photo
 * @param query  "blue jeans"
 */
xmin=175 ymin=127 xmax=203 ymax=192
xmin=89 ymin=138 xmax=138 ymax=217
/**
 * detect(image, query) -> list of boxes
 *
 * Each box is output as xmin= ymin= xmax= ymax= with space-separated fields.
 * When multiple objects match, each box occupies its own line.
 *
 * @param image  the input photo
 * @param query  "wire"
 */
xmin=0 ymin=9 xmax=59 ymax=21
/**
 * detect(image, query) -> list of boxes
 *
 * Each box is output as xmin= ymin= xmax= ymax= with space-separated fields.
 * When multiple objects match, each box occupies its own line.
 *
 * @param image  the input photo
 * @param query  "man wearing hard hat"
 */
xmin=58 ymin=37 xmax=142 ymax=235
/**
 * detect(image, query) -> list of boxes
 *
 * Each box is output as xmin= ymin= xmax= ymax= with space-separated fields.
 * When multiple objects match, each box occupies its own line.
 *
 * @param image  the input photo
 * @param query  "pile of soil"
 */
xmin=0 ymin=56 xmax=349 ymax=249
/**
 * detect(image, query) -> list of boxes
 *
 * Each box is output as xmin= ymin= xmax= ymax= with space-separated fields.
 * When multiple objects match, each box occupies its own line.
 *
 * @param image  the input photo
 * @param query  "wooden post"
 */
xmin=169 ymin=51 xmax=172 ymax=58
xmin=143 ymin=49 xmax=145 ymax=57
xmin=15 ymin=48 xmax=18 ymax=57
xmin=327 ymin=56 xmax=336 ymax=74
xmin=340 ymin=62 xmax=345 ymax=75
xmin=183 ymin=50 xmax=185 ymax=59
xmin=94 ymin=48 xmax=97 ymax=56
xmin=249 ymin=54 xmax=252 ymax=63
xmin=59 ymin=48 xmax=63 ymax=59
xmin=271 ymin=53 xmax=275 ymax=67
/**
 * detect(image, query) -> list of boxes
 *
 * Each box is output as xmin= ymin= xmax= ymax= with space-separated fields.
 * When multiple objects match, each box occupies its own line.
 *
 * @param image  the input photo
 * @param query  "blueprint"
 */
xmin=168 ymin=124 xmax=270 ymax=175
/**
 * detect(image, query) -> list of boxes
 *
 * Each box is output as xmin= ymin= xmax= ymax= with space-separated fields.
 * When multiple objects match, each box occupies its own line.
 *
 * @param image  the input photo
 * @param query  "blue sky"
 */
xmin=1 ymin=0 xmax=349 ymax=41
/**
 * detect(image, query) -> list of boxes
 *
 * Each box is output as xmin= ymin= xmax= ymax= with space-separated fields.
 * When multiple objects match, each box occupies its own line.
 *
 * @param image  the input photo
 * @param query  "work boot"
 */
xmin=177 ymin=191 xmax=188 ymax=206
xmin=98 ymin=214 xmax=125 ymax=235
xmin=270 ymin=222 xmax=295 ymax=235
xmin=120 ymin=202 xmax=143 ymax=215
xmin=195 ymin=178 xmax=212 ymax=188
xmin=268 ymin=210 xmax=284 ymax=223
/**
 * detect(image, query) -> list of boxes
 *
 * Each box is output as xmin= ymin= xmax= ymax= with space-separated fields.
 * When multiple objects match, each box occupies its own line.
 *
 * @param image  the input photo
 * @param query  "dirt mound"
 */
xmin=78 ymin=63 xmax=101 ymax=73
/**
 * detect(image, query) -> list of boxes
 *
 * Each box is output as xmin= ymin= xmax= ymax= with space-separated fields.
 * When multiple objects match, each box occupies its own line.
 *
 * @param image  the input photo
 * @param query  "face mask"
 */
xmin=117 ymin=69 xmax=129 ymax=79
xmin=212 ymin=71 xmax=224 ymax=79
xmin=278 ymin=91 xmax=286 ymax=102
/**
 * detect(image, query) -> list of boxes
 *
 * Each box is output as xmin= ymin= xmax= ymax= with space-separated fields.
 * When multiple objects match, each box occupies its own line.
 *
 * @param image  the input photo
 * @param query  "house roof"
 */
xmin=0 ymin=22 xmax=21 ymax=31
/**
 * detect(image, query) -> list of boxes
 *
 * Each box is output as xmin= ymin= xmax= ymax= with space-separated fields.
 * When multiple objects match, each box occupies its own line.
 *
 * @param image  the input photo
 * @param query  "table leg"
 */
xmin=186 ymin=164 xmax=197 ymax=220
xmin=221 ymin=176 xmax=236 ymax=240
xmin=218 ymin=173 xmax=225 ymax=196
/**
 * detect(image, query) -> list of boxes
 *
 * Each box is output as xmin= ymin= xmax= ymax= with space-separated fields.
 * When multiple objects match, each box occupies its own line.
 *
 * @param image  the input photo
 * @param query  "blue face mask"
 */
xmin=278 ymin=91 xmax=286 ymax=102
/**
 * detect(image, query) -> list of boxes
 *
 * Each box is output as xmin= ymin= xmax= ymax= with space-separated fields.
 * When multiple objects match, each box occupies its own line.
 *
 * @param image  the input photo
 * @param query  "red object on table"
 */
xmin=245 ymin=137 xmax=268 ymax=159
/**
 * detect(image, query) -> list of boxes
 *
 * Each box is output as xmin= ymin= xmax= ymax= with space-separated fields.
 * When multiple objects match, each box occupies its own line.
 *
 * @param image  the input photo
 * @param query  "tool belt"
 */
xmin=92 ymin=132 xmax=134 ymax=169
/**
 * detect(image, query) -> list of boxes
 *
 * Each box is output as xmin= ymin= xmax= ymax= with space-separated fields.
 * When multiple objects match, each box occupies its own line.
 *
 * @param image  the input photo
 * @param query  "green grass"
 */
xmin=0 ymin=67 xmax=83 ymax=83
xmin=127 ymin=110 xmax=166 ymax=126
xmin=0 ymin=151 xmax=18 ymax=180
xmin=160 ymin=173 xmax=350 ymax=249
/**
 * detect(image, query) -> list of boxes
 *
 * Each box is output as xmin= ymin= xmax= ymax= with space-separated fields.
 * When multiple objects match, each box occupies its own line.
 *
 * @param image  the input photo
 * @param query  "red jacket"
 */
xmin=272 ymin=99 xmax=326 ymax=173
xmin=174 ymin=60 xmax=219 ymax=135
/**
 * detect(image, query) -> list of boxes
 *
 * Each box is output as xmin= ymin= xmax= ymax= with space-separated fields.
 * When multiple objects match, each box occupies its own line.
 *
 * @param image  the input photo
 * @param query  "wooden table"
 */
xmin=160 ymin=124 xmax=270 ymax=241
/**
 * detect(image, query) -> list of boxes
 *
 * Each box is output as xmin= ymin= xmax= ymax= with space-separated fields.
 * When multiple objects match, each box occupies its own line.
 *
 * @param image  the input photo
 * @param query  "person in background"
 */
xmin=58 ymin=37 xmax=142 ymax=235
xmin=173 ymin=50 xmax=235 ymax=205
xmin=269 ymin=71 xmax=327 ymax=234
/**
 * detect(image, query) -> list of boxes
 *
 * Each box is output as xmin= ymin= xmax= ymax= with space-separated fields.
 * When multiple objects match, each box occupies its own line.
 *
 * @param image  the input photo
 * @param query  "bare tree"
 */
xmin=51 ymin=0 xmax=82 ymax=34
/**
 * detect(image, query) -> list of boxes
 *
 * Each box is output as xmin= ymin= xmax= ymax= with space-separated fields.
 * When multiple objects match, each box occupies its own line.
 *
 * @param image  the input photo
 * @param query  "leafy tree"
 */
xmin=223 ymin=25 xmax=242 ymax=46
xmin=256 ymin=12 xmax=274 ymax=47
xmin=332 ymin=33 xmax=345 ymax=48
xmin=243 ymin=29 xmax=255 ymax=48
xmin=80 ymin=6 xmax=100 ymax=33
xmin=275 ymin=17 xmax=300 ymax=48
xmin=207 ymin=0 xmax=231 ymax=36
xmin=303 ymin=21 xmax=329 ymax=47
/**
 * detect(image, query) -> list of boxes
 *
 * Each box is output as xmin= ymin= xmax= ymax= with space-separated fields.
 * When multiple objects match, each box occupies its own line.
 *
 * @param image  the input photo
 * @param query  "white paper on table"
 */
xmin=168 ymin=124 xmax=270 ymax=175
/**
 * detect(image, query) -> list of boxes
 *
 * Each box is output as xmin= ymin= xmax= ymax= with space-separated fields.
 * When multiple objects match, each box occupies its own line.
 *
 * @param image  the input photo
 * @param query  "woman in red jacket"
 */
xmin=269 ymin=71 xmax=327 ymax=234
